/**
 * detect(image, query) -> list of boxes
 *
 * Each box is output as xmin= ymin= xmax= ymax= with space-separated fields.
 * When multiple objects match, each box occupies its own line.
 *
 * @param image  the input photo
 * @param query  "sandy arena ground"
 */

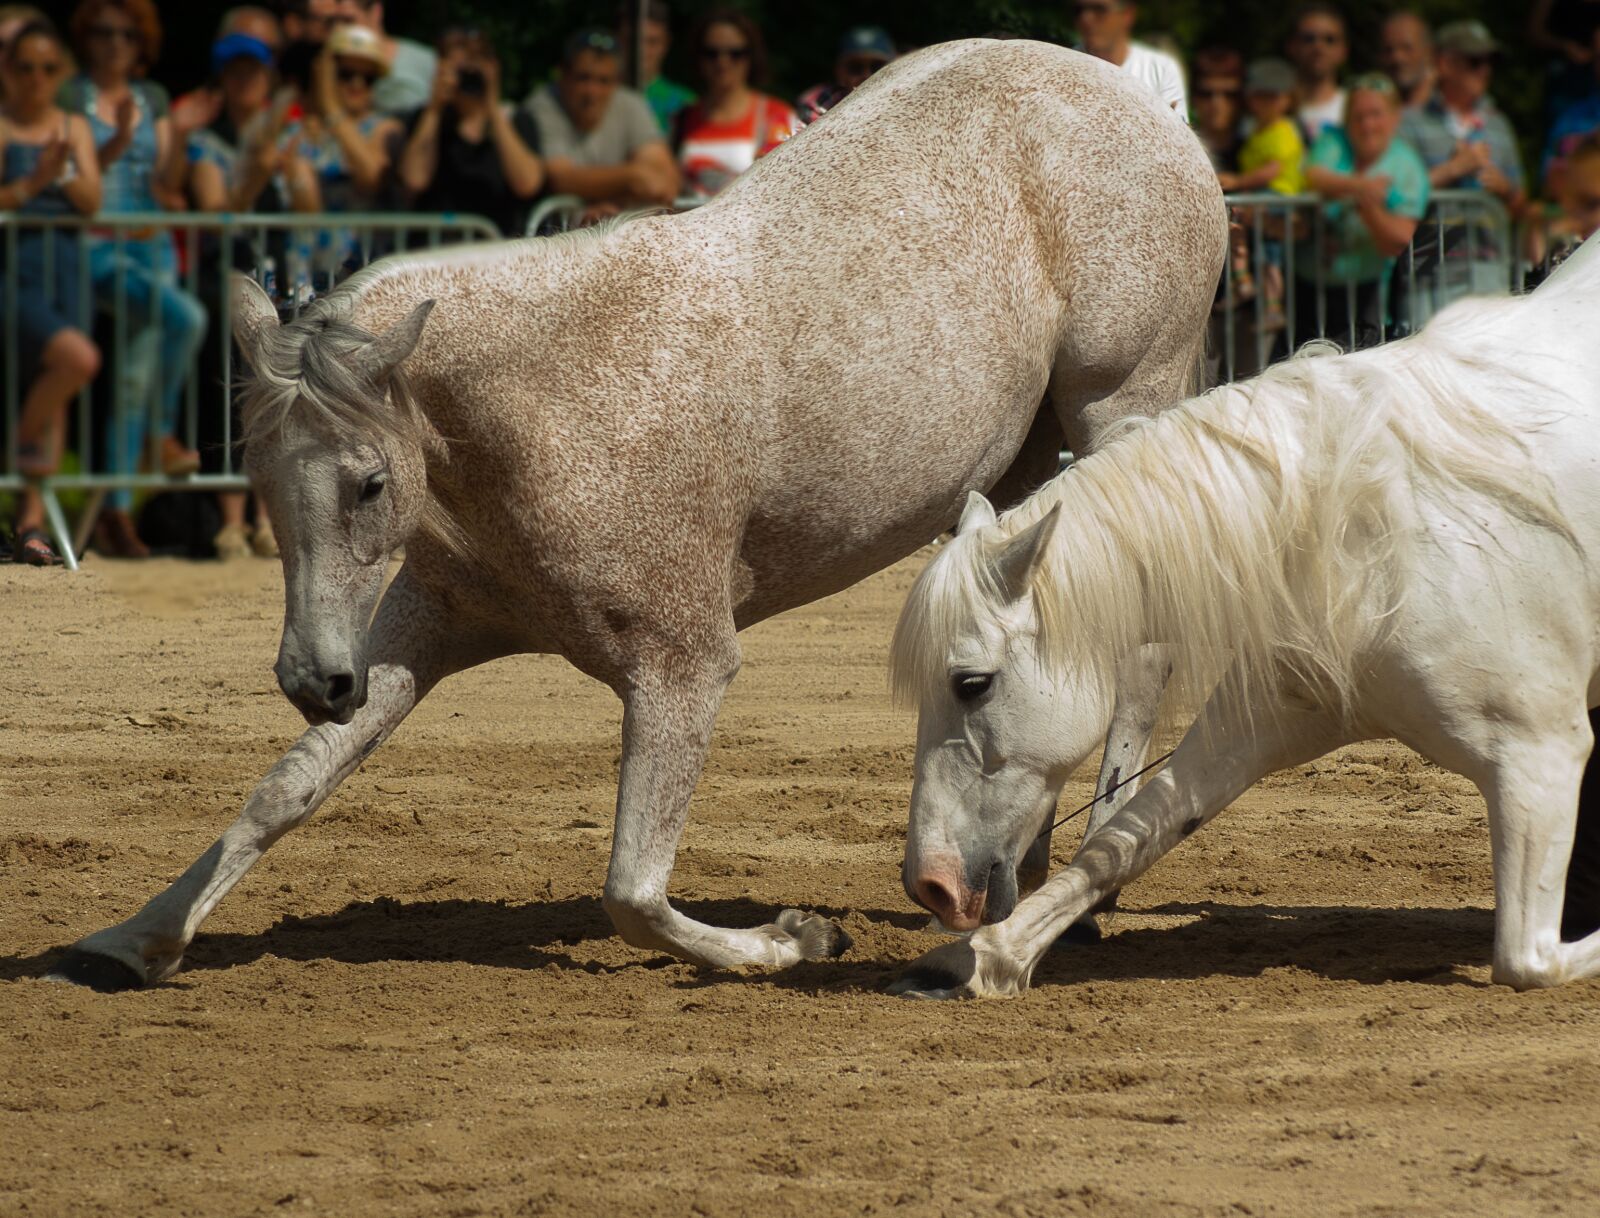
xmin=1 ymin=553 xmax=1598 ymax=1217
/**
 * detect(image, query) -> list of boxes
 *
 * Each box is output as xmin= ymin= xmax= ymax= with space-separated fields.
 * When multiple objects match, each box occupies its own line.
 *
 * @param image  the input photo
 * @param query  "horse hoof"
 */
xmin=45 ymin=948 xmax=146 ymax=993
xmin=1058 ymin=917 xmax=1103 ymax=946
xmin=774 ymin=909 xmax=852 ymax=961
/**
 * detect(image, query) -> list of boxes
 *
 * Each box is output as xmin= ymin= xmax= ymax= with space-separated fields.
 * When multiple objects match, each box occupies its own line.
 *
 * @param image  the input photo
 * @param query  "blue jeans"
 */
xmin=87 ymin=236 xmax=208 ymax=509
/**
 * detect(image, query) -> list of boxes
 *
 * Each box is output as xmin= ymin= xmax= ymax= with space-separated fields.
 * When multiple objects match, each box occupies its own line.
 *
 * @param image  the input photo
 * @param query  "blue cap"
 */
xmin=838 ymin=26 xmax=894 ymax=61
xmin=212 ymin=33 xmax=273 ymax=72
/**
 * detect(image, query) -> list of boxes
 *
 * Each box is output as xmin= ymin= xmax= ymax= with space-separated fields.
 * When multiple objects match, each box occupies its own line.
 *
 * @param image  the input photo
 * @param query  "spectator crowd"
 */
xmin=1 ymin=1 xmax=1597 ymax=564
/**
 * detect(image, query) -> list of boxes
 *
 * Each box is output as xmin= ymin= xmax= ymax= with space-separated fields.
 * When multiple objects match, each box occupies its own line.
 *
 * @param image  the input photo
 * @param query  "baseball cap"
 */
xmin=1245 ymin=57 xmax=1295 ymax=94
xmin=211 ymin=32 xmax=273 ymax=72
xmin=1436 ymin=20 xmax=1499 ymax=57
xmin=838 ymin=26 xmax=894 ymax=62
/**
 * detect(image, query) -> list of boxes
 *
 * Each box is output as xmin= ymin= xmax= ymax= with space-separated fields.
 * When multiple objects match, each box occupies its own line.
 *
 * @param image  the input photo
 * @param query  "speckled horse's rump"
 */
xmin=51 ymin=39 xmax=1228 ymax=990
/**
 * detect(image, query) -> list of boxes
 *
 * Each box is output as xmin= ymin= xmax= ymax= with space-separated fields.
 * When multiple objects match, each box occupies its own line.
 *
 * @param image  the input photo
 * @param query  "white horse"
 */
xmin=47 ymin=39 xmax=1225 ymax=990
xmin=888 ymin=234 xmax=1600 ymax=998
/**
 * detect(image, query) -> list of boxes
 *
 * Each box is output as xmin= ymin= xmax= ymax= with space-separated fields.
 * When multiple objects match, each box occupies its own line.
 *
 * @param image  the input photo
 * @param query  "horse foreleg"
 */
xmin=48 ymin=570 xmax=474 ymax=991
xmin=1055 ymin=644 xmax=1173 ymax=938
xmin=601 ymin=652 xmax=851 ymax=970
xmin=1477 ymin=713 xmax=1597 ymax=989
xmin=891 ymin=684 xmax=1346 ymax=998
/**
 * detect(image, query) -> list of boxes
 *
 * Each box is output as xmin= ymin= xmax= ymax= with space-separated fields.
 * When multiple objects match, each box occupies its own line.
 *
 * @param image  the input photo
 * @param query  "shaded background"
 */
xmin=155 ymin=3 xmax=1545 ymax=165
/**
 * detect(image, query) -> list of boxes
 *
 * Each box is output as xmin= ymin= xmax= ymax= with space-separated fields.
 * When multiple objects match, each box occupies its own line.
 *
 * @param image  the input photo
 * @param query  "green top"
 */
xmin=645 ymin=75 xmax=696 ymax=135
xmin=1297 ymin=127 xmax=1430 ymax=284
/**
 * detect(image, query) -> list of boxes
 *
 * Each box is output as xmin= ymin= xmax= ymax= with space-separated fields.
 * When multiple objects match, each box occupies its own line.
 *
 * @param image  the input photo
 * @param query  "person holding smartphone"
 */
xmin=397 ymin=27 xmax=544 ymax=236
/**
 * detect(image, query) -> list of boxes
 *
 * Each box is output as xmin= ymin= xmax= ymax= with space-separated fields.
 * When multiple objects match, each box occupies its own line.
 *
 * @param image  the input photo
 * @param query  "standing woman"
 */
xmin=674 ymin=9 xmax=798 ymax=199
xmin=0 ymin=20 xmax=101 ymax=565
xmin=63 ymin=0 xmax=206 ymax=559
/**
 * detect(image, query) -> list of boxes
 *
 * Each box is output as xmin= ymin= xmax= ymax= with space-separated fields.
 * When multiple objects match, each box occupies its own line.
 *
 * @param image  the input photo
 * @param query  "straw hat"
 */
xmin=326 ymin=23 xmax=389 ymax=76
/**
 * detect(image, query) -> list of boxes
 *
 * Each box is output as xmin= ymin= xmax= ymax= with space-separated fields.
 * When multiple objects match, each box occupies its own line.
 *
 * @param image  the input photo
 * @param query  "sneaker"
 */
xmin=214 ymin=522 xmax=251 ymax=561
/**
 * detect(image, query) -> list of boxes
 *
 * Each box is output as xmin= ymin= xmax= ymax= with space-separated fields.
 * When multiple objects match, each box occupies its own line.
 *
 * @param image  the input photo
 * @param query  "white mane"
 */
xmin=891 ymin=297 xmax=1578 ymax=722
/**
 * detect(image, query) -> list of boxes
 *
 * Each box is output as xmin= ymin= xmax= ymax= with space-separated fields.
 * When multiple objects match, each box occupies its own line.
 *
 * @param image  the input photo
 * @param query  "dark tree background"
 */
xmin=158 ymin=2 xmax=1549 ymax=174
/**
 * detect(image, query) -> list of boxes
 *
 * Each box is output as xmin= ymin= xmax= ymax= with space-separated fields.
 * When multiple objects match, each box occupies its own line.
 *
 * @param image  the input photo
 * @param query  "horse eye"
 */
xmin=952 ymin=673 xmax=993 ymax=702
xmin=359 ymin=472 xmax=387 ymax=503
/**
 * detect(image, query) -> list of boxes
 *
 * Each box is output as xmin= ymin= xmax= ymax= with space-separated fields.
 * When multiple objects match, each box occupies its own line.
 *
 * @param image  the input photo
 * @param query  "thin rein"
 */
xmin=1034 ymin=749 xmax=1176 ymax=842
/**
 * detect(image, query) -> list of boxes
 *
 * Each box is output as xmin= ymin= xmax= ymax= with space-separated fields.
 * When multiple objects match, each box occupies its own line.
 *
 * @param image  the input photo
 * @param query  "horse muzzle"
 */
xmin=904 ymin=850 xmax=1019 ymax=931
xmin=276 ymin=659 xmax=368 ymax=726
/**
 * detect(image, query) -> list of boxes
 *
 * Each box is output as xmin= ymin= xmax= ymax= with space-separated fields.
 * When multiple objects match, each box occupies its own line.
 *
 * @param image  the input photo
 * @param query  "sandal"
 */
xmin=13 ymin=527 xmax=62 ymax=567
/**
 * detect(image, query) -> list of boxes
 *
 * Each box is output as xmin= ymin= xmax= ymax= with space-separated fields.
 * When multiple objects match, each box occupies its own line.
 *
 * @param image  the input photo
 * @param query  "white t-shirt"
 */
xmin=1298 ymin=89 xmax=1347 ymax=143
xmin=1116 ymin=41 xmax=1187 ymax=116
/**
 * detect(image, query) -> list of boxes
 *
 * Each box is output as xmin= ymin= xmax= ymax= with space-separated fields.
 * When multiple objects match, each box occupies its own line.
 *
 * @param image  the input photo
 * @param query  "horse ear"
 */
xmin=230 ymin=273 xmax=278 ymax=372
xmin=958 ymin=491 xmax=998 ymax=535
xmin=352 ymin=299 xmax=435 ymax=385
xmin=989 ymin=503 xmax=1061 ymax=603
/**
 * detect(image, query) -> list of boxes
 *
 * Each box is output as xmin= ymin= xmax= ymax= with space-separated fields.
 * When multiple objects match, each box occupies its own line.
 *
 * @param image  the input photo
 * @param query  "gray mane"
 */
xmin=237 ymin=291 xmax=427 ymax=456
xmin=236 ymin=289 xmax=486 ymax=564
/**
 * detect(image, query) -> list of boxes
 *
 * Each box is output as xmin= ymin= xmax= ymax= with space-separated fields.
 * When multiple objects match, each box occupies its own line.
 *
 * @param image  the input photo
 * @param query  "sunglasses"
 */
xmin=700 ymin=45 xmax=749 ymax=61
xmin=574 ymin=31 xmax=618 ymax=54
xmin=1297 ymin=31 xmax=1343 ymax=45
xmin=336 ymin=66 xmax=379 ymax=85
xmin=1460 ymin=54 xmax=1494 ymax=70
xmin=1195 ymin=86 xmax=1238 ymax=100
xmin=88 ymin=24 xmax=139 ymax=43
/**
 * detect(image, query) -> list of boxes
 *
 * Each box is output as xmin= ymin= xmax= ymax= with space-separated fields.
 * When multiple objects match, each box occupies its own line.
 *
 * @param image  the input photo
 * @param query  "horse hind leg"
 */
xmin=601 ymin=645 xmax=850 ymax=970
xmin=1480 ymin=712 xmax=1596 ymax=989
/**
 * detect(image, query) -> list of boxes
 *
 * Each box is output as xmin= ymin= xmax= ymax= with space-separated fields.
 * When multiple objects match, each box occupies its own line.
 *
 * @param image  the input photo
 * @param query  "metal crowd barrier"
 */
xmin=525 ymin=193 xmax=707 ymax=235
xmin=5 ymin=192 xmax=1527 ymax=567
xmin=1215 ymin=188 xmax=1514 ymax=384
xmin=1 ymin=211 xmax=500 ymax=569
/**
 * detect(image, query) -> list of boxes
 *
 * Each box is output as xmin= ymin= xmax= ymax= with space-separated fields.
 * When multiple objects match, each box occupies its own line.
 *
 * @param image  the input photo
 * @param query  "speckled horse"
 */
xmin=52 ymin=38 xmax=1225 ymax=989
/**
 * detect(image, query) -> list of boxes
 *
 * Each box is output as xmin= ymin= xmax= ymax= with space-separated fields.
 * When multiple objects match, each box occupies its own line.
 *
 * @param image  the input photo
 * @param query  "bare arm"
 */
xmin=1305 ymin=164 xmax=1364 ymax=199
xmin=327 ymin=114 xmax=395 ymax=195
xmin=629 ymin=140 xmax=678 ymax=203
xmin=397 ymin=105 xmax=443 ymax=196
xmin=155 ymin=113 xmax=190 ymax=206
xmin=1354 ymin=196 xmax=1420 ymax=258
xmin=1223 ymin=161 xmax=1282 ymax=192
xmin=61 ymin=114 xmax=102 ymax=214
xmin=488 ymin=106 xmax=544 ymax=198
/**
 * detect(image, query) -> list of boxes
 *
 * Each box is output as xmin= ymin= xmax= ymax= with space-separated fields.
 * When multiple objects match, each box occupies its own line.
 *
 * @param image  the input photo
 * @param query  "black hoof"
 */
xmin=46 ymin=949 xmax=146 ymax=993
xmin=1058 ymin=917 xmax=1103 ymax=946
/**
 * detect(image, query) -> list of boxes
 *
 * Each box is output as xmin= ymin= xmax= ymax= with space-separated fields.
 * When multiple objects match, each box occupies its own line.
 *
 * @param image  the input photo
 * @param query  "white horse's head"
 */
xmin=890 ymin=493 xmax=1115 ymax=930
xmin=231 ymin=276 xmax=441 ymax=726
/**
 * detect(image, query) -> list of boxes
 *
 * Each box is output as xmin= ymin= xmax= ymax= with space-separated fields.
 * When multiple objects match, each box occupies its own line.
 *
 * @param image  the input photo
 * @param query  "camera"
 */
xmin=457 ymin=66 xmax=486 ymax=97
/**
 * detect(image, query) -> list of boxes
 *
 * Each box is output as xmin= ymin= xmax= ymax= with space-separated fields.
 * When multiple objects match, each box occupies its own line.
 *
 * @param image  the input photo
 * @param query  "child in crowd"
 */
xmin=1227 ymin=58 xmax=1305 ymax=328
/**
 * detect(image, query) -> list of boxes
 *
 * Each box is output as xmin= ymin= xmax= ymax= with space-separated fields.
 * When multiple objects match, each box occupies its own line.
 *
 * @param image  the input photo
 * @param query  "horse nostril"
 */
xmin=913 ymin=876 xmax=960 ymax=921
xmin=325 ymin=672 xmax=355 ymax=705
